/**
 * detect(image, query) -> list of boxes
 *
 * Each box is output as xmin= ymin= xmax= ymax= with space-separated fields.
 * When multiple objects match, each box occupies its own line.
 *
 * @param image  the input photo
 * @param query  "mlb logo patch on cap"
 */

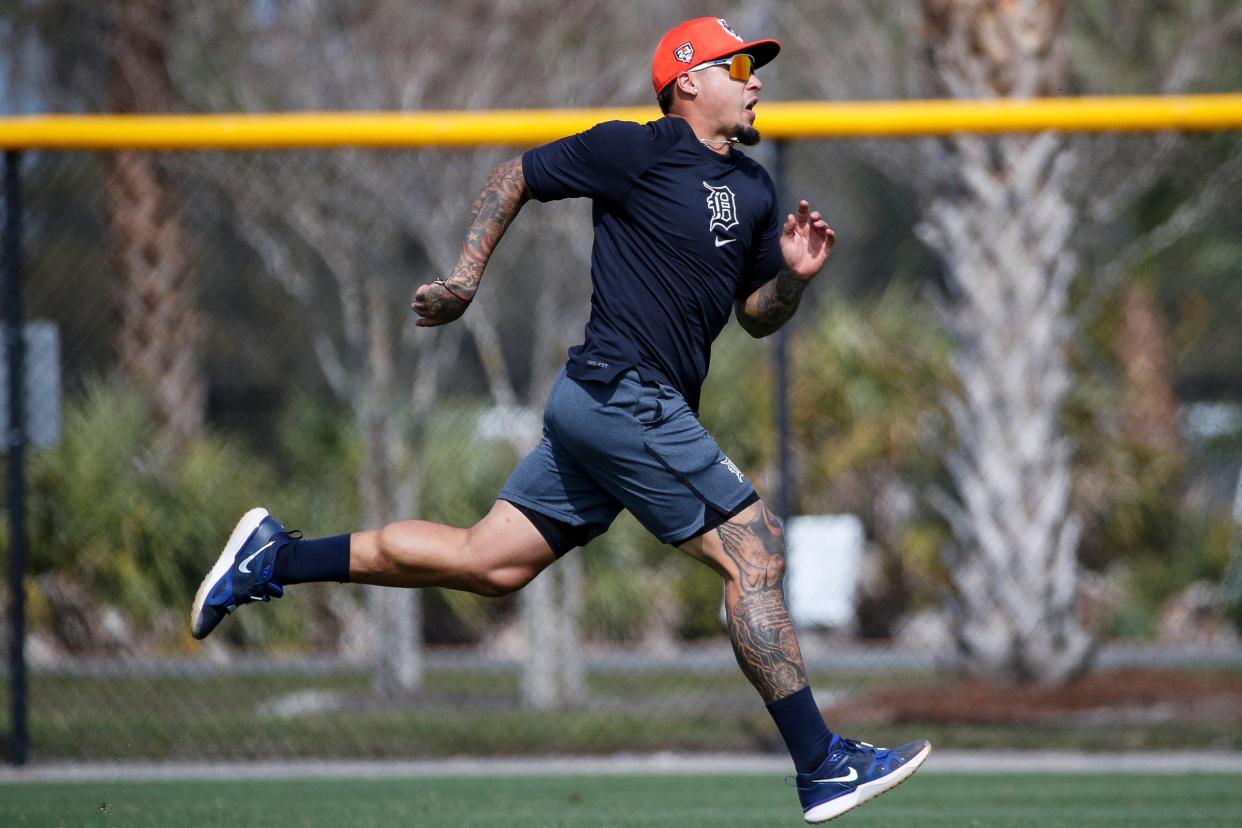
xmin=716 ymin=18 xmax=743 ymax=42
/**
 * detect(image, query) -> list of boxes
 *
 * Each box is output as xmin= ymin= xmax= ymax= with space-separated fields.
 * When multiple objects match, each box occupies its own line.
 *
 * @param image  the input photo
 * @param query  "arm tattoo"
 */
xmin=437 ymin=156 xmax=530 ymax=307
xmin=717 ymin=503 xmax=809 ymax=703
xmin=736 ymin=269 xmax=806 ymax=338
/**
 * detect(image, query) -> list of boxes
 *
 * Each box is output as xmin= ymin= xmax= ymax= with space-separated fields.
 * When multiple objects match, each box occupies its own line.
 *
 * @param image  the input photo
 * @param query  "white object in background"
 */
xmin=719 ymin=514 xmax=864 ymax=630
xmin=785 ymin=514 xmax=865 ymax=629
xmin=0 ymin=320 xmax=60 ymax=450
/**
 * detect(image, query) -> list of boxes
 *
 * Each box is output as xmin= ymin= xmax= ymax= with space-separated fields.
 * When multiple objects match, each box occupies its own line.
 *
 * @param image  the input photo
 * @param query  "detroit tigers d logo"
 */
xmin=703 ymin=181 xmax=739 ymax=235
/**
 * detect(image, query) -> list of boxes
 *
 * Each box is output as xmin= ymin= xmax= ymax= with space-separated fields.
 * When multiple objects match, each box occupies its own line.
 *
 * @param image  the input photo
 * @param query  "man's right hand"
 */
xmin=411 ymin=278 xmax=472 ymax=327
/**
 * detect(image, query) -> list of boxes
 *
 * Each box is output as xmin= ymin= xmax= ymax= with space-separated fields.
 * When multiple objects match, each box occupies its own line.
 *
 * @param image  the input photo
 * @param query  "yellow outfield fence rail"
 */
xmin=1 ymin=94 xmax=1241 ymax=149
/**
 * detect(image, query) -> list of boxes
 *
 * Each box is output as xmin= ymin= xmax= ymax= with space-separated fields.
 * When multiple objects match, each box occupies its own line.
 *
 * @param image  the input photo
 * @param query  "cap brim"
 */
xmin=735 ymin=39 xmax=780 ymax=71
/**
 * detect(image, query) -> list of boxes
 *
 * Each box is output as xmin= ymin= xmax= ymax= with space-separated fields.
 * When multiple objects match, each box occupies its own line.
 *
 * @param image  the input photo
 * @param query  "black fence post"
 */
xmin=4 ymin=149 xmax=29 ymax=767
xmin=771 ymin=140 xmax=792 ymax=524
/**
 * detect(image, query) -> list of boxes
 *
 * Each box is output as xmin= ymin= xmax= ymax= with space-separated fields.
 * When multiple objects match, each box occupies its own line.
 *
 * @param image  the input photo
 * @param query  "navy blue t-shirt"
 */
xmin=522 ymin=116 xmax=784 ymax=413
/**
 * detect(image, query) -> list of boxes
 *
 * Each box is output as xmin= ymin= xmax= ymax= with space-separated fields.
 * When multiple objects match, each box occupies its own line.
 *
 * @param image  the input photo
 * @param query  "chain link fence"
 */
xmin=1 ymin=128 xmax=1240 ymax=763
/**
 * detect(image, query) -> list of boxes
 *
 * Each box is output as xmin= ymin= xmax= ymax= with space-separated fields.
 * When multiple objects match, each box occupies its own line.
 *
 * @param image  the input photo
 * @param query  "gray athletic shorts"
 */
xmin=499 ymin=368 xmax=758 ymax=555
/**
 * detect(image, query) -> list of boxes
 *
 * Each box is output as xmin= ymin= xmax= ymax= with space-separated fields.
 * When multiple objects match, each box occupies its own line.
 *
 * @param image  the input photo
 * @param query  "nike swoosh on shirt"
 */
xmin=813 ymin=767 xmax=859 ymax=784
xmin=714 ymin=237 xmax=737 ymax=247
xmin=238 ymin=539 xmax=276 ymax=574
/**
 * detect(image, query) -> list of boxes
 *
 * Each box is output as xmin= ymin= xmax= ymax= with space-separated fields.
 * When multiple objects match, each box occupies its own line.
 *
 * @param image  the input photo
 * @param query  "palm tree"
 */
xmin=105 ymin=0 xmax=205 ymax=448
xmin=912 ymin=0 xmax=1092 ymax=683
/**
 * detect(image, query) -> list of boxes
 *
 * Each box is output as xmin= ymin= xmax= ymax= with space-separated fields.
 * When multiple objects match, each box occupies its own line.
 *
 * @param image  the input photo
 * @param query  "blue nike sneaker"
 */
xmin=190 ymin=507 xmax=294 ymax=640
xmin=796 ymin=736 xmax=932 ymax=823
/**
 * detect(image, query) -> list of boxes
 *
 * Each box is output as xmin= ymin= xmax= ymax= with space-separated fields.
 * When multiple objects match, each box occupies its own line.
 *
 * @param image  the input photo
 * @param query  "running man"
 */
xmin=191 ymin=17 xmax=930 ymax=822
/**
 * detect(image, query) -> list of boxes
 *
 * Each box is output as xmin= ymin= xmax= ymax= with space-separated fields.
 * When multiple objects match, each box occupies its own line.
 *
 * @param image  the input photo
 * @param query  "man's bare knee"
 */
xmin=471 ymin=563 xmax=539 ymax=597
xmin=452 ymin=501 xmax=557 ymax=596
xmin=360 ymin=502 xmax=552 ymax=594
xmin=459 ymin=516 xmax=550 ymax=597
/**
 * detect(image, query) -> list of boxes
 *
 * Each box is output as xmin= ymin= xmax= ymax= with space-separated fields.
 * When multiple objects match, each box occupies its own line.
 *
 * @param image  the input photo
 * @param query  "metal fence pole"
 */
xmin=771 ymin=140 xmax=792 ymax=523
xmin=4 ymin=149 xmax=29 ymax=767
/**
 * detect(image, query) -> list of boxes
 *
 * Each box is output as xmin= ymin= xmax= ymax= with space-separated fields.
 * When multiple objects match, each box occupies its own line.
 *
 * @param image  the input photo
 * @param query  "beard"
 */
xmin=733 ymin=124 xmax=761 ymax=146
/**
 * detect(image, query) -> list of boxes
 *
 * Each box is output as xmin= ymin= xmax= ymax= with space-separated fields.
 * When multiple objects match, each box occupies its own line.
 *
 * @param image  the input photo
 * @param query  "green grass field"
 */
xmin=4 ymin=773 xmax=1241 ymax=827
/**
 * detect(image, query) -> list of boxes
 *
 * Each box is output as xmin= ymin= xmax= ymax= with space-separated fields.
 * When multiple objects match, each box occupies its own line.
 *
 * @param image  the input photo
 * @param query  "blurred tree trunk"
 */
xmin=360 ymin=282 xmax=423 ymax=696
xmin=1224 ymin=466 xmax=1242 ymax=615
xmin=1116 ymin=280 xmax=1181 ymax=458
xmin=468 ymin=299 xmax=585 ymax=708
xmin=104 ymin=0 xmax=205 ymax=448
xmin=917 ymin=0 xmax=1092 ymax=684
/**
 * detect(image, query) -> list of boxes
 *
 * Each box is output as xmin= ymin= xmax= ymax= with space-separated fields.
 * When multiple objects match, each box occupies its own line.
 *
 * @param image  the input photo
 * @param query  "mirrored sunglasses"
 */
xmin=688 ymin=53 xmax=754 ymax=82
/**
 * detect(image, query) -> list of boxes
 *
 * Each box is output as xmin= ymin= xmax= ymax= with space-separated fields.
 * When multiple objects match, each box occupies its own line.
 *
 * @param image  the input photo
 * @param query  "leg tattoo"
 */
xmin=717 ymin=504 xmax=808 ymax=703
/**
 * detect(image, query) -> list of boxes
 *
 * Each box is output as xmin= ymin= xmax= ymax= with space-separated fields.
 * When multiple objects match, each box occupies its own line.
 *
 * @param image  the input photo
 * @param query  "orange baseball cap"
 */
xmin=651 ymin=17 xmax=780 ymax=94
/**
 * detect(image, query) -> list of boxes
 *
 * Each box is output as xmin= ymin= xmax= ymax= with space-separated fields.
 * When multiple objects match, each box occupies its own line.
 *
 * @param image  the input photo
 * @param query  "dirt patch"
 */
xmin=824 ymin=669 xmax=1242 ymax=726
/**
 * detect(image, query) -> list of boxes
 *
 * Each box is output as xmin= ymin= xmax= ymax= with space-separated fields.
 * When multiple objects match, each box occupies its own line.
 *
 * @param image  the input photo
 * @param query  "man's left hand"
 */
xmin=779 ymin=200 xmax=836 ymax=281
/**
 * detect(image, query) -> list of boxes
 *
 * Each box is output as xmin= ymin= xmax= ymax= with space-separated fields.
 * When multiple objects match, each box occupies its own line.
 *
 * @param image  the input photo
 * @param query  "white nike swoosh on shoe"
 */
xmin=714 ymin=236 xmax=736 ymax=247
xmin=238 ymin=539 xmax=276 ymax=574
xmin=814 ymin=767 xmax=858 ymax=784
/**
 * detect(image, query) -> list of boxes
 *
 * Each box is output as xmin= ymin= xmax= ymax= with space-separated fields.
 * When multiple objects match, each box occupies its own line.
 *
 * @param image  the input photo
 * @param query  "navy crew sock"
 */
xmin=765 ymin=686 xmax=836 ymax=775
xmin=271 ymin=535 xmax=351 ymax=586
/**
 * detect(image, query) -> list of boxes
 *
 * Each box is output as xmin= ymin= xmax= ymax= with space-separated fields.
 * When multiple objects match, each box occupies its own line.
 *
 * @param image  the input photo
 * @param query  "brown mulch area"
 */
xmin=824 ymin=670 xmax=1242 ymax=726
